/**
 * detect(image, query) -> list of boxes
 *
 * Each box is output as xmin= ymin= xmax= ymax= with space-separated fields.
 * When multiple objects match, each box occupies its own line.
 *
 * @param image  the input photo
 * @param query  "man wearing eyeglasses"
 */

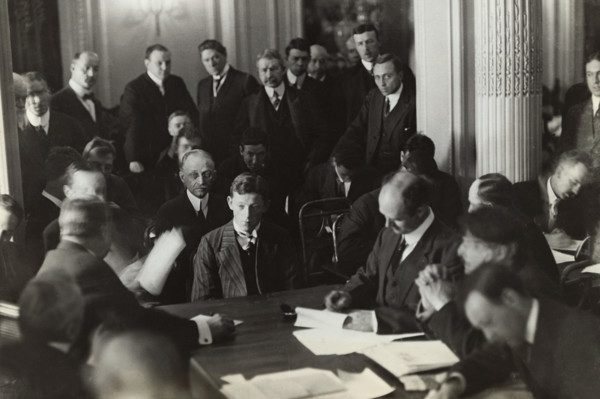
xmin=156 ymin=149 xmax=231 ymax=303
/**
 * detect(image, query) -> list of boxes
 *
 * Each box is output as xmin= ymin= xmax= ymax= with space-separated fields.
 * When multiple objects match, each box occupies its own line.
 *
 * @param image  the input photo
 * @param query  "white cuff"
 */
xmin=444 ymin=372 xmax=466 ymax=392
xmin=192 ymin=318 xmax=213 ymax=345
xmin=371 ymin=310 xmax=379 ymax=333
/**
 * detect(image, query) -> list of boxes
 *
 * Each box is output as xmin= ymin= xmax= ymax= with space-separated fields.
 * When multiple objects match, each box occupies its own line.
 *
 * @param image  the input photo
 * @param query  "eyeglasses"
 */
xmin=186 ymin=170 xmax=215 ymax=180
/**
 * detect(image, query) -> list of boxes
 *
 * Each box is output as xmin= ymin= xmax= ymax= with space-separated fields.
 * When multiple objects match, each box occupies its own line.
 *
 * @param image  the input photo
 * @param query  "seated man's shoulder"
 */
xmin=261 ymin=220 xmax=293 ymax=241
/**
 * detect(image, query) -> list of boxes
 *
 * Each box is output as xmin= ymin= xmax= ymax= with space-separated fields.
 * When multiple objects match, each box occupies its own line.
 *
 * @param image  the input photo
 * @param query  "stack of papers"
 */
xmin=361 ymin=341 xmax=459 ymax=377
xmin=220 ymin=367 xmax=394 ymax=399
xmin=551 ymin=249 xmax=574 ymax=264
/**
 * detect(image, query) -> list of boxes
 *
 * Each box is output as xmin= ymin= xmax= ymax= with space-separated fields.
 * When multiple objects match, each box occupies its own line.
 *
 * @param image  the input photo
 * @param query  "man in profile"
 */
xmin=334 ymin=53 xmax=416 ymax=176
xmin=197 ymin=39 xmax=259 ymax=163
xmin=192 ymin=173 xmax=296 ymax=300
xmin=51 ymin=51 xmax=114 ymax=140
xmin=37 ymin=197 xmax=234 ymax=358
xmin=324 ymin=171 xmax=461 ymax=333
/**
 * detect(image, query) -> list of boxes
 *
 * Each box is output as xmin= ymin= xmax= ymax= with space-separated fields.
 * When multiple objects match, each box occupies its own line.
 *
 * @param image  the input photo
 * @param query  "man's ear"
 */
xmin=239 ymin=146 xmax=244 ymax=156
xmin=63 ymin=185 xmax=71 ymax=198
xmin=178 ymin=171 xmax=185 ymax=184
xmin=227 ymin=196 xmax=233 ymax=211
xmin=144 ymin=59 xmax=150 ymax=69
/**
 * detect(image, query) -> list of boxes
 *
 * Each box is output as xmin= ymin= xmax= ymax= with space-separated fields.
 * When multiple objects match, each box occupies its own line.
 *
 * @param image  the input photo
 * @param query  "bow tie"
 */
xmin=82 ymin=93 xmax=94 ymax=101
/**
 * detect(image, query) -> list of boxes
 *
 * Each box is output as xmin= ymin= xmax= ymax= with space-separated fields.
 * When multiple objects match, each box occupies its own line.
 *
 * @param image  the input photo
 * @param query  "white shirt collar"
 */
xmin=385 ymin=83 xmax=404 ymax=112
xmin=546 ymin=177 xmax=559 ymax=206
xmin=147 ymin=71 xmax=164 ymax=87
xmin=42 ymin=190 xmax=62 ymax=208
xmin=361 ymin=59 xmax=373 ymax=72
xmin=26 ymin=109 xmax=50 ymax=131
xmin=287 ymin=69 xmax=306 ymax=89
xmin=264 ymin=82 xmax=286 ymax=99
xmin=592 ymin=95 xmax=600 ymax=115
xmin=233 ymin=221 xmax=261 ymax=238
xmin=213 ymin=63 xmax=230 ymax=81
xmin=400 ymin=207 xmax=435 ymax=261
xmin=186 ymin=190 xmax=209 ymax=217
xmin=525 ymin=298 xmax=539 ymax=345
xmin=68 ymin=79 xmax=92 ymax=98
xmin=233 ymin=221 xmax=261 ymax=250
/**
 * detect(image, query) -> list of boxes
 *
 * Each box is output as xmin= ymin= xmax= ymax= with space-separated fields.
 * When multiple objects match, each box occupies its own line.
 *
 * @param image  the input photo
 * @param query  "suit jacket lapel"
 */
xmin=385 ymin=89 xmax=413 ymax=131
xmin=217 ymin=222 xmax=247 ymax=296
xmin=67 ymin=87 xmax=96 ymax=124
xmin=214 ymin=68 xmax=235 ymax=105
xmin=369 ymin=92 xmax=384 ymax=139
xmin=286 ymin=89 xmax=306 ymax=145
xmin=381 ymin=231 xmax=402 ymax=282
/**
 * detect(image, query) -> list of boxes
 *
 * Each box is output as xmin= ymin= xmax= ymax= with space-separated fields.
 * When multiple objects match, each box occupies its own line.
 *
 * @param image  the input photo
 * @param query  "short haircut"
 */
xmin=0 ymin=194 xmax=23 ymax=225
xmin=230 ymin=172 xmax=269 ymax=200
xmin=168 ymin=110 xmax=191 ymax=124
xmin=179 ymin=149 xmax=214 ymax=170
xmin=375 ymin=53 xmax=405 ymax=76
xmin=256 ymin=49 xmax=285 ymax=68
xmin=72 ymin=51 xmax=98 ymax=62
xmin=353 ymin=23 xmax=379 ymax=40
xmin=64 ymin=160 xmax=103 ymax=187
xmin=402 ymin=151 xmax=437 ymax=177
xmin=332 ymin=148 xmax=363 ymax=171
xmin=554 ymin=149 xmax=593 ymax=172
xmin=145 ymin=43 xmax=169 ymax=59
xmin=457 ymin=263 xmax=529 ymax=308
xmin=198 ymin=39 xmax=227 ymax=56
xmin=59 ymin=197 xmax=109 ymax=239
xmin=285 ymin=37 xmax=310 ymax=57
xmin=382 ymin=171 xmax=431 ymax=216
xmin=475 ymin=173 xmax=514 ymax=208
xmin=585 ymin=51 xmax=600 ymax=65
xmin=82 ymin=137 xmax=116 ymax=159
xmin=22 ymin=71 xmax=48 ymax=86
xmin=176 ymin=125 xmax=202 ymax=146
xmin=240 ymin=127 xmax=268 ymax=147
xmin=404 ymin=134 xmax=435 ymax=158
xmin=45 ymin=146 xmax=82 ymax=182
xmin=18 ymin=274 xmax=84 ymax=343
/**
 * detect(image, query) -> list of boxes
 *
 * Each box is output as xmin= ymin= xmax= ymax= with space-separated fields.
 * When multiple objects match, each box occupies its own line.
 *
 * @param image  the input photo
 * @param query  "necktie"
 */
xmin=82 ymin=93 xmax=94 ymax=101
xmin=397 ymin=236 xmax=407 ymax=261
xmin=271 ymin=91 xmax=280 ymax=110
xmin=34 ymin=125 xmax=46 ymax=136
xmin=384 ymin=98 xmax=391 ymax=117
xmin=337 ymin=180 xmax=346 ymax=197
xmin=213 ymin=77 xmax=222 ymax=96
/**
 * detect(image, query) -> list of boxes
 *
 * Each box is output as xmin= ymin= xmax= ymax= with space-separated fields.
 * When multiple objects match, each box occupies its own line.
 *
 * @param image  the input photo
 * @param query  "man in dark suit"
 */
xmin=196 ymin=40 xmax=259 ymax=164
xmin=120 ymin=44 xmax=198 ymax=175
xmin=300 ymin=148 xmax=379 ymax=205
xmin=334 ymin=53 xmax=416 ymax=176
xmin=513 ymin=150 xmax=594 ymax=240
xmin=19 ymin=72 xmax=88 ymax=211
xmin=156 ymin=150 xmax=231 ymax=303
xmin=429 ymin=264 xmax=600 ymax=399
xmin=191 ymin=173 xmax=296 ymax=300
xmin=284 ymin=38 xmax=322 ymax=95
xmin=50 ymin=51 xmax=115 ymax=141
xmin=340 ymin=24 xmax=380 ymax=125
xmin=219 ymin=127 xmax=292 ymax=229
xmin=561 ymin=51 xmax=600 ymax=161
xmin=324 ymin=171 xmax=461 ymax=333
xmin=235 ymin=49 xmax=331 ymax=176
xmin=36 ymin=198 xmax=234 ymax=359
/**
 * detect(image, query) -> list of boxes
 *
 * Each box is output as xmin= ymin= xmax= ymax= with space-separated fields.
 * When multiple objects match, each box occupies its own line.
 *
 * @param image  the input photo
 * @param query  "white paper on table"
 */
xmin=191 ymin=314 xmax=244 ymax=326
xmin=361 ymin=341 xmax=459 ymax=377
xmin=250 ymin=368 xmax=346 ymax=399
xmin=582 ymin=263 xmax=600 ymax=274
xmin=136 ymin=228 xmax=186 ymax=295
xmin=399 ymin=375 xmax=430 ymax=391
xmin=293 ymin=328 xmax=424 ymax=355
xmin=294 ymin=307 xmax=350 ymax=330
xmin=551 ymin=249 xmax=574 ymax=264
xmin=548 ymin=238 xmax=583 ymax=252
xmin=337 ymin=368 xmax=395 ymax=399
xmin=221 ymin=381 xmax=269 ymax=399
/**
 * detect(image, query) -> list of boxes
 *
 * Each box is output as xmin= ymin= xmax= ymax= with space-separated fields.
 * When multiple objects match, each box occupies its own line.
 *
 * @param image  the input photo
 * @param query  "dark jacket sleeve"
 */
xmin=343 ymin=228 xmax=384 ymax=308
xmin=277 ymin=232 xmax=298 ymax=291
xmin=453 ymin=343 xmax=515 ymax=396
xmin=332 ymin=90 xmax=373 ymax=162
xmin=120 ymin=84 xmax=143 ymax=163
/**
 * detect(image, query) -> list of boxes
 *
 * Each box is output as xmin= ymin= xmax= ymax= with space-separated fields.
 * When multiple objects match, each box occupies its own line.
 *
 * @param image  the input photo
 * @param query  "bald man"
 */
xmin=156 ymin=149 xmax=231 ymax=303
xmin=12 ymin=72 xmax=27 ymax=130
xmin=308 ymin=44 xmax=329 ymax=82
xmin=324 ymin=171 xmax=461 ymax=333
xmin=51 ymin=51 xmax=115 ymax=140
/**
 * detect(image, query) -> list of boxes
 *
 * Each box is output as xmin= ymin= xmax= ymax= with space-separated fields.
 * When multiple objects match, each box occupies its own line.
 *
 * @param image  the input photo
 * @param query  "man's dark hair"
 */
xmin=240 ymin=127 xmax=268 ymax=147
xmin=230 ymin=172 xmax=269 ymax=200
xmin=45 ymin=146 xmax=82 ymax=183
xmin=463 ymin=205 xmax=527 ymax=267
xmin=64 ymin=160 xmax=103 ymax=187
xmin=59 ymin=197 xmax=110 ymax=239
xmin=176 ymin=125 xmax=202 ymax=147
xmin=0 ymin=194 xmax=23 ymax=225
xmin=375 ymin=53 xmax=406 ymax=77
xmin=82 ymin=137 xmax=116 ymax=159
xmin=457 ymin=263 xmax=529 ymax=308
xmin=381 ymin=171 xmax=431 ymax=216
xmin=285 ymin=37 xmax=310 ymax=57
xmin=22 ymin=71 xmax=49 ymax=90
xmin=198 ymin=39 xmax=227 ymax=56
xmin=353 ymin=23 xmax=379 ymax=40
xmin=402 ymin=151 xmax=437 ymax=178
xmin=585 ymin=50 xmax=600 ymax=65
xmin=145 ymin=44 xmax=169 ymax=59
xmin=404 ymin=134 xmax=435 ymax=158
xmin=475 ymin=173 xmax=514 ymax=209
xmin=332 ymin=148 xmax=363 ymax=171
xmin=553 ymin=149 xmax=593 ymax=172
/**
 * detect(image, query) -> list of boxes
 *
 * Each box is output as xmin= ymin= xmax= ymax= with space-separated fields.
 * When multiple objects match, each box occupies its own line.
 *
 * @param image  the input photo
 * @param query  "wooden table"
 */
xmin=161 ymin=285 xmax=425 ymax=399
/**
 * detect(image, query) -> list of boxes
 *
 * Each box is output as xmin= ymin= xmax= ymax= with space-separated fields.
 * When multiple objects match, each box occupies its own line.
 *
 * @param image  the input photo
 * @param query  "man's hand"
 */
xmin=129 ymin=161 xmax=144 ymax=173
xmin=343 ymin=310 xmax=374 ymax=332
xmin=424 ymin=379 xmax=464 ymax=399
xmin=417 ymin=278 xmax=455 ymax=312
xmin=324 ymin=290 xmax=352 ymax=311
xmin=206 ymin=314 xmax=235 ymax=342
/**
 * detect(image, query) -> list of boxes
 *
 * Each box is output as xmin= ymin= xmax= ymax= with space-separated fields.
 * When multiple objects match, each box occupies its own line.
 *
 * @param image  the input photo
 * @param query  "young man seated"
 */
xmin=191 ymin=173 xmax=297 ymax=300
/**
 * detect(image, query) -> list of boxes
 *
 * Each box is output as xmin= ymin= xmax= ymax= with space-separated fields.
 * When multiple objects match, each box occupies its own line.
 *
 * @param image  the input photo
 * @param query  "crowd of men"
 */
xmin=2 ymin=22 xmax=600 ymax=398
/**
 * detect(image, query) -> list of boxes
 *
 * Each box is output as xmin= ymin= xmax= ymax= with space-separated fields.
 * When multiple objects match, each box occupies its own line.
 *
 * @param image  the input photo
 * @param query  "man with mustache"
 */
xmin=156 ymin=149 xmax=231 ymax=303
